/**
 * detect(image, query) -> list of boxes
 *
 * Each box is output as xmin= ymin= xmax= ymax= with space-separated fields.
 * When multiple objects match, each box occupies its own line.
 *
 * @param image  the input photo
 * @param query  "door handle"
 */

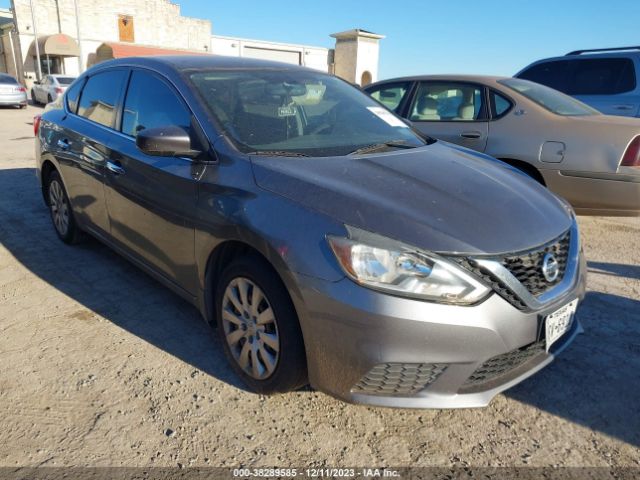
xmin=460 ymin=131 xmax=482 ymax=139
xmin=57 ymin=138 xmax=70 ymax=150
xmin=106 ymin=161 xmax=125 ymax=175
xmin=614 ymin=105 xmax=634 ymax=110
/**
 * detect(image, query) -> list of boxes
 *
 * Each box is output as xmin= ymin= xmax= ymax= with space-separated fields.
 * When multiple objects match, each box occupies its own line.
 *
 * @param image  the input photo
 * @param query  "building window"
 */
xmin=118 ymin=15 xmax=135 ymax=43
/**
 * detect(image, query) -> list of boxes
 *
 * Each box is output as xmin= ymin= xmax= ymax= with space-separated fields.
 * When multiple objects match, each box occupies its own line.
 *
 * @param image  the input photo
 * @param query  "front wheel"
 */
xmin=215 ymin=255 xmax=307 ymax=394
xmin=46 ymin=170 xmax=82 ymax=244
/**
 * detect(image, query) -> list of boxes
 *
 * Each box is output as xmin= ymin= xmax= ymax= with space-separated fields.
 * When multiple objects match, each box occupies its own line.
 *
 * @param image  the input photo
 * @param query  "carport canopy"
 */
xmin=28 ymin=34 xmax=80 ymax=57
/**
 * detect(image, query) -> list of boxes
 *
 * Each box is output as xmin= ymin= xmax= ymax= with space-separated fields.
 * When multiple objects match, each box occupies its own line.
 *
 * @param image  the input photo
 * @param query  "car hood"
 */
xmin=250 ymin=142 xmax=573 ymax=255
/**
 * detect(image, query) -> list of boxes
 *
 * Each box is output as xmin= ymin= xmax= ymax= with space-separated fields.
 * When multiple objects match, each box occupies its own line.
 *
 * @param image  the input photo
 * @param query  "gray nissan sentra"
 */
xmin=35 ymin=56 xmax=586 ymax=408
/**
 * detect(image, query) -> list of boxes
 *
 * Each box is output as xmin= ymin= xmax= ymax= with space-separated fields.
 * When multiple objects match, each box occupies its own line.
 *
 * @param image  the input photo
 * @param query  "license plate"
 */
xmin=545 ymin=299 xmax=578 ymax=351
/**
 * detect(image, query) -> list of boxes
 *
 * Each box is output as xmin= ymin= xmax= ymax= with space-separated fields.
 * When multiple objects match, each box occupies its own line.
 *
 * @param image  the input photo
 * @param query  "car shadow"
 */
xmin=506 ymin=291 xmax=640 ymax=447
xmin=0 ymin=166 xmax=250 ymax=392
xmin=588 ymin=260 xmax=640 ymax=281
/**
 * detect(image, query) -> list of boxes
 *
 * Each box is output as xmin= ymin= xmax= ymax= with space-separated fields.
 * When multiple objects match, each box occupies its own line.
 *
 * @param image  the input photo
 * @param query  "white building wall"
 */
xmin=211 ymin=35 xmax=330 ymax=72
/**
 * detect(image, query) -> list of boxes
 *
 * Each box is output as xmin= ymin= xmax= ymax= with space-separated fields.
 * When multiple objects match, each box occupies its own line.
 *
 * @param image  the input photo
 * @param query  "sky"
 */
xmin=3 ymin=0 xmax=640 ymax=80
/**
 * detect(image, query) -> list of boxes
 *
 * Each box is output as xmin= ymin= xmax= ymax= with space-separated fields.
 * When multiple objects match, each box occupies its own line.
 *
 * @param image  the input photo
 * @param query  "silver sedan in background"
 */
xmin=365 ymin=75 xmax=640 ymax=216
xmin=31 ymin=74 xmax=76 ymax=105
xmin=0 ymin=73 xmax=27 ymax=109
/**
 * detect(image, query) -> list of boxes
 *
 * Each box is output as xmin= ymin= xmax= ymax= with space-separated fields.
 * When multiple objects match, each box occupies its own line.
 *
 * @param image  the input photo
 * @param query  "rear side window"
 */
xmin=366 ymin=82 xmax=411 ymax=112
xmin=121 ymin=71 xmax=191 ymax=137
xmin=568 ymin=58 xmax=636 ymax=95
xmin=518 ymin=60 xmax=570 ymax=92
xmin=65 ymin=79 xmax=84 ymax=114
xmin=77 ymin=70 xmax=127 ymax=128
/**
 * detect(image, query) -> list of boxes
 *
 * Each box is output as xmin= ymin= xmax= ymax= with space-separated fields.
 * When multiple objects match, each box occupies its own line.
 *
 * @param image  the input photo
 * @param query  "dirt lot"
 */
xmin=0 ymin=105 xmax=639 ymax=469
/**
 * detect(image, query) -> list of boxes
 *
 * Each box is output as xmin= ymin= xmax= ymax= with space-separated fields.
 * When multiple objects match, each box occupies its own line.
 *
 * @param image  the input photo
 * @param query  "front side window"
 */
xmin=121 ymin=71 xmax=191 ymax=137
xmin=77 ymin=70 xmax=127 ymax=128
xmin=410 ymin=82 xmax=484 ymax=122
xmin=188 ymin=70 xmax=425 ymax=157
xmin=568 ymin=58 xmax=636 ymax=95
xmin=499 ymin=78 xmax=599 ymax=116
xmin=518 ymin=60 xmax=570 ymax=92
xmin=366 ymin=82 xmax=411 ymax=112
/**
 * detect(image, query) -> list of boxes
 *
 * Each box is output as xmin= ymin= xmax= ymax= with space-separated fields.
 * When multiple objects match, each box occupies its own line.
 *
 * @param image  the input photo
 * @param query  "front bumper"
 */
xmin=0 ymin=92 xmax=28 ymax=106
xmin=295 ymin=229 xmax=587 ymax=409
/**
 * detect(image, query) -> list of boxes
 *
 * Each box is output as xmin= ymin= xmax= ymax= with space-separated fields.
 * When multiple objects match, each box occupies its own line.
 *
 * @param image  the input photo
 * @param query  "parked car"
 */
xmin=35 ymin=56 xmax=586 ymax=409
xmin=31 ymin=74 xmax=76 ymax=105
xmin=0 ymin=73 xmax=27 ymax=108
xmin=515 ymin=46 xmax=640 ymax=117
xmin=365 ymin=75 xmax=640 ymax=216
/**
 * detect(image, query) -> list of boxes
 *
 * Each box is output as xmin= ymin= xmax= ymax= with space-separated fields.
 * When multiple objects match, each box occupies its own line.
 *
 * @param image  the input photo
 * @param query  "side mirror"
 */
xmin=135 ymin=126 xmax=202 ymax=158
xmin=34 ymin=80 xmax=40 ymax=85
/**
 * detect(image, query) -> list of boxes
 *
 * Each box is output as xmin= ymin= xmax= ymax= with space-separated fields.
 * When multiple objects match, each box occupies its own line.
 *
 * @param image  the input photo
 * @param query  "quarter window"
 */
xmin=77 ymin=70 xmax=127 ymax=128
xmin=410 ymin=82 xmax=484 ymax=121
xmin=121 ymin=71 xmax=191 ymax=137
xmin=491 ymin=91 xmax=512 ymax=118
xmin=65 ymin=78 xmax=84 ymax=114
xmin=366 ymin=82 xmax=411 ymax=112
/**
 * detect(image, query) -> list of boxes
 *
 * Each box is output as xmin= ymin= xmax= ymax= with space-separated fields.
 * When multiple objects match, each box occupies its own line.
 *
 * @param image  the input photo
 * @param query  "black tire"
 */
xmin=19 ymin=104 xmax=26 ymax=109
xmin=46 ymin=170 xmax=83 ymax=244
xmin=47 ymin=94 xmax=53 ymax=103
xmin=215 ymin=254 xmax=307 ymax=394
xmin=31 ymin=90 xmax=38 ymax=105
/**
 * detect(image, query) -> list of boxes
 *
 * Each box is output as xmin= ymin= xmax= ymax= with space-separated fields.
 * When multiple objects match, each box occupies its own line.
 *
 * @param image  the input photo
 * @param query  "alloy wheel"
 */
xmin=49 ymin=179 xmax=69 ymax=237
xmin=221 ymin=277 xmax=280 ymax=380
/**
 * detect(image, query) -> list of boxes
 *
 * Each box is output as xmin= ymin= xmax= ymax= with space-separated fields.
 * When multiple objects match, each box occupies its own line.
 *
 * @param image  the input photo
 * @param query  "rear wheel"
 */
xmin=47 ymin=94 xmax=53 ymax=104
xmin=215 ymin=255 xmax=307 ymax=394
xmin=46 ymin=170 xmax=82 ymax=244
xmin=31 ymin=90 xmax=38 ymax=105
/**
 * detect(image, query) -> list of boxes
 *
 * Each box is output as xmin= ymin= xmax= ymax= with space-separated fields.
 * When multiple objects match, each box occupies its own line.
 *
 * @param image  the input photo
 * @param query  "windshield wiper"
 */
xmin=247 ymin=150 xmax=309 ymax=157
xmin=348 ymin=140 xmax=417 ymax=156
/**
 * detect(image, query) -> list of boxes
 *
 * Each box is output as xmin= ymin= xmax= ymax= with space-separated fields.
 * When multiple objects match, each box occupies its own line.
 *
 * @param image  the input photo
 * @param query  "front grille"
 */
xmin=455 ymin=230 xmax=571 ymax=311
xmin=502 ymin=232 xmax=570 ymax=296
xmin=463 ymin=341 xmax=546 ymax=387
xmin=352 ymin=363 xmax=446 ymax=396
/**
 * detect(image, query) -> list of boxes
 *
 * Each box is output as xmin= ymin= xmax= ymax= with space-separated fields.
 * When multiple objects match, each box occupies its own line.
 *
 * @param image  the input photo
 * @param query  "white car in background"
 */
xmin=31 ymin=75 xmax=76 ymax=105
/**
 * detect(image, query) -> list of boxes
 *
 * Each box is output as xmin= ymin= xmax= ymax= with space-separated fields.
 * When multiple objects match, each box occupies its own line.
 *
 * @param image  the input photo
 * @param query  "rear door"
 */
xmin=104 ymin=69 xmax=199 ymax=294
xmin=52 ymin=69 xmax=127 ymax=234
xmin=408 ymin=81 xmax=489 ymax=151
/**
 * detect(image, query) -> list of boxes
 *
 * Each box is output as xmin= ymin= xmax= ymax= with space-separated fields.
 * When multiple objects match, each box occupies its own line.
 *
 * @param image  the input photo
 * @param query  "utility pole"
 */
xmin=29 ymin=0 xmax=42 ymax=80
xmin=73 ymin=0 xmax=84 ymax=73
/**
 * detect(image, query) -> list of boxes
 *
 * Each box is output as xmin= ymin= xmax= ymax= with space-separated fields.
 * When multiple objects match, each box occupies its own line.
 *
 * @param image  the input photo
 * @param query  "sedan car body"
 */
xmin=0 ymin=73 xmax=27 ymax=108
xmin=31 ymin=74 xmax=75 ymax=105
xmin=35 ymin=57 xmax=586 ymax=408
xmin=365 ymin=75 xmax=640 ymax=216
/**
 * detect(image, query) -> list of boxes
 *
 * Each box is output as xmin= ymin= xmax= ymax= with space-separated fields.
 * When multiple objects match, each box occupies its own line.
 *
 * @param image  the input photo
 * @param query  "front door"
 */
xmin=407 ymin=81 xmax=489 ymax=152
xmin=104 ymin=69 xmax=199 ymax=294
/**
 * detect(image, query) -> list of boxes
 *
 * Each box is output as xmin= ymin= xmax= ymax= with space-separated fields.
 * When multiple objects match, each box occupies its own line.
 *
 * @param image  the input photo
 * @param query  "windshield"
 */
xmin=56 ymin=77 xmax=75 ymax=85
xmin=498 ymin=78 xmax=599 ymax=116
xmin=188 ymin=69 xmax=427 ymax=157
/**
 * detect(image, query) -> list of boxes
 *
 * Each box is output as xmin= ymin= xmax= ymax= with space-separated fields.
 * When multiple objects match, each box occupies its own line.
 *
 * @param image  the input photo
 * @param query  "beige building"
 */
xmin=1 ymin=0 xmax=384 ymax=92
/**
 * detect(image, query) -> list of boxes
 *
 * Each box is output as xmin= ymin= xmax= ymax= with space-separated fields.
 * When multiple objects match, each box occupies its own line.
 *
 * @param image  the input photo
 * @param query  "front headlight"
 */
xmin=328 ymin=229 xmax=490 ymax=305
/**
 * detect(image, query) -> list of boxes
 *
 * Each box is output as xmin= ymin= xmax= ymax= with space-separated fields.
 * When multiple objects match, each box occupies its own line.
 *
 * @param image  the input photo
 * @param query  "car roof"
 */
xmin=367 ymin=74 xmax=509 ymax=88
xmin=89 ymin=55 xmax=319 ymax=74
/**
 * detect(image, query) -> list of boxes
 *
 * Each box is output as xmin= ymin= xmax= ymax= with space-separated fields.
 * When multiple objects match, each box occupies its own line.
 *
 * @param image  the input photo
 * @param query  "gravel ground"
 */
xmin=0 ymin=105 xmax=638 ymax=468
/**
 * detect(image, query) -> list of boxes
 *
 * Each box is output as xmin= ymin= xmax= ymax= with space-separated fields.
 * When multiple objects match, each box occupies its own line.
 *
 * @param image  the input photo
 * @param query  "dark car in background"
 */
xmin=0 ymin=73 xmax=27 ymax=108
xmin=516 ymin=46 xmax=640 ymax=117
xmin=35 ymin=56 xmax=585 ymax=408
